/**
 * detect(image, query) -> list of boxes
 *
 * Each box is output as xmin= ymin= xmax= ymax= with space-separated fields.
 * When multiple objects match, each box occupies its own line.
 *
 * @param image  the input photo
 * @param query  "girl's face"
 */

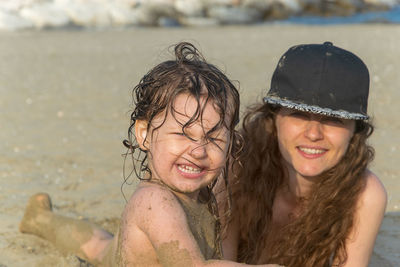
xmin=136 ymin=93 xmax=230 ymax=199
xmin=275 ymin=108 xmax=355 ymax=180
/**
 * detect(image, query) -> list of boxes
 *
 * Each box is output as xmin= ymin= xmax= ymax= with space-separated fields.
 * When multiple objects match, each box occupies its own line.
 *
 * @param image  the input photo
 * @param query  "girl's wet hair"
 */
xmin=122 ymin=42 xmax=241 ymax=257
xmin=123 ymin=41 xmax=240 ymax=181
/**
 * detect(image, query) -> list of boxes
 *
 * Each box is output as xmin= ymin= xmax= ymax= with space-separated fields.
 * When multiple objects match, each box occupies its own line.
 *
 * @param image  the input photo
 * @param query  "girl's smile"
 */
xmin=176 ymin=161 xmax=206 ymax=179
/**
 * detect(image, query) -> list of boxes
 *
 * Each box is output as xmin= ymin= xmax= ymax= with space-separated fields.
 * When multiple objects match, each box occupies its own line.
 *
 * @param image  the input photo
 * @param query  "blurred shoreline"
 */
xmin=1 ymin=0 xmax=400 ymax=31
xmin=0 ymin=24 xmax=399 ymax=266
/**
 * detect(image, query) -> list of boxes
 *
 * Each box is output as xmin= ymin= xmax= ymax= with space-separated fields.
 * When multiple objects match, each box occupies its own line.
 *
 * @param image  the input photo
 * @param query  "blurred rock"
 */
xmin=334 ymin=0 xmax=365 ymax=15
xmin=0 ymin=0 xmax=50 ymax=12
xmin=0 ymin=10 xmax=33 ymax=30
xmin=300 ymin=0 xmax=365 ymax=16
xmin=108 ymin=2 xmax=140 ymax=26
xmin=19 ymin=2 xmax=69 ymax=28
xmin=133 ymin=1 xmax=178 ymax=26
xmin=243 ymin=0 xmax=301 ymax=14
xmin=179 ymin=16 xmax=220 ymax=26
xmin=364 ymin=0 xmax=398 ymax=10
xmin=208 ymin=5 xmax=263 ymax=24
xmin=56 ymin=0 xmax=111 ymax=28
xmin=115 ymin=0 xmax=142 ymax=8
xmin=242 ymin=0 xmax=272 ymax=11
xmin=175 ymin=0 xmax=205 ymax=17
xmin=204 ymin=0 xmax=241 ymax=6
xmin=266 ymin=0 xmax=302 ymax=19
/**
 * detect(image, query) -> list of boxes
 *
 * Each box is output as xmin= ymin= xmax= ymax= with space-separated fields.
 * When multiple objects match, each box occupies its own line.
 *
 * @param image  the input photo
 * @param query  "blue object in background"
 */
xmin=281 ymin=5 xmax=400 ymax=25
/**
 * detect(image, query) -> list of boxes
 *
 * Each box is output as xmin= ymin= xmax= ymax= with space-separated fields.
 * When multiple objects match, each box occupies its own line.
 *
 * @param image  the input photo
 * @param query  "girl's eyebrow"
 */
xmin=173 ymin=110 xmax=218 ymax=128
xmin=174 ymin=111 xmax=194 ymax=122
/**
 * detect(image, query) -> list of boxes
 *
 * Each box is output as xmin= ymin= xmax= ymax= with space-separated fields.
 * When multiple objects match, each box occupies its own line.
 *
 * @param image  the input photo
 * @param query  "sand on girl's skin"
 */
xmin=0 ymin=25 xmax=399 ymax=266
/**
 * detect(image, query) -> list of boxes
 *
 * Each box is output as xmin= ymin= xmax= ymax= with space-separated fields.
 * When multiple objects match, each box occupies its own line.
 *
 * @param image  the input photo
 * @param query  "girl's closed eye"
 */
xmin=170 ymin=131 xmax=197 ymax=142
xmin=209 ymin=137 xmax=226 ymax=146
xmin=171 ymin=132 xmax=185 ymax=136
xmin=210 ymin=137 xmax=226 ymax=143
xmin=208 ymin=132 xmax=229 ymax=149
xmin=207 ymin=139 xmax=225 ymax=150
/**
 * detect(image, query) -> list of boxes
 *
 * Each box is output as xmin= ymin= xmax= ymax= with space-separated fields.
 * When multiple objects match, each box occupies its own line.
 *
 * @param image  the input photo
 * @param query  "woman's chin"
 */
xmin=296 ymin=168 xmax=325 ymax=180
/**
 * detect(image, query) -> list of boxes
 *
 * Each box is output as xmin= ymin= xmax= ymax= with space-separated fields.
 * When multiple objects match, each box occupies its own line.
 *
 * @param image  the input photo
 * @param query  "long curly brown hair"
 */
xmin=231 ymin=102 xmax=374 ymax=267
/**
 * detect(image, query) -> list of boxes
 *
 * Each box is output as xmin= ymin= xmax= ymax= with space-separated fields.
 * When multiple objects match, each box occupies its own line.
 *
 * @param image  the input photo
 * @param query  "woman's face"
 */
xmin=275 ymin=108 xmax=355 ymax=179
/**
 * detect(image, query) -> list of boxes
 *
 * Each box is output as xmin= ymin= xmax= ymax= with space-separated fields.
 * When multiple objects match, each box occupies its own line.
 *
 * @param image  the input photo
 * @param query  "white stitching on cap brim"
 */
xmin=263 ymin=96 xmax=369 ymax=120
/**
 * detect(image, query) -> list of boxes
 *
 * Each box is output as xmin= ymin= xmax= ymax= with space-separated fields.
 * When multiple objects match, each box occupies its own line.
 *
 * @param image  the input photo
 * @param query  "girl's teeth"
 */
xmin=178 ymin=165 xmax=201 ymax=174
xmin=299 ymin=147 xmax=325 ymax=155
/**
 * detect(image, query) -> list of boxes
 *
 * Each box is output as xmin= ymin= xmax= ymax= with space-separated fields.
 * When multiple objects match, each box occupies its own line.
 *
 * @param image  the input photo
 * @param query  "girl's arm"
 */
xmin=129 ymin=184 xmax=280 ymax=267
xmin=339 ymin=170 xmax=387 ymax=267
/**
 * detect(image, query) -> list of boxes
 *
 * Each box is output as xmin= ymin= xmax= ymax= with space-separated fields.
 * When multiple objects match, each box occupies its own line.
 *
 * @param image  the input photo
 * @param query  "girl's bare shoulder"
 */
xmin=126 ymin=181 xmax=180 ymax=214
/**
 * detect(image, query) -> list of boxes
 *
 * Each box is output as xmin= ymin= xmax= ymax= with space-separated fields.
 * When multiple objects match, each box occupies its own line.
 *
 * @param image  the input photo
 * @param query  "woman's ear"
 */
xmin=135 ymin=120 xmax=149 ymax=150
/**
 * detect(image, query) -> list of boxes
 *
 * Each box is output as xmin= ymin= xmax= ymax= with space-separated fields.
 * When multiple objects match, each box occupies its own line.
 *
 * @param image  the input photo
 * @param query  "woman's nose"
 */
xmin=304 ymin=121 xmax=324 ymax=141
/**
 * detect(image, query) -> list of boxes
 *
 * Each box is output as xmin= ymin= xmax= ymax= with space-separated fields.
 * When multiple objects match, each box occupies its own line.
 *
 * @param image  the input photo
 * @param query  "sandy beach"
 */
xmin=0 ymin=24 xmax=399 ymax=266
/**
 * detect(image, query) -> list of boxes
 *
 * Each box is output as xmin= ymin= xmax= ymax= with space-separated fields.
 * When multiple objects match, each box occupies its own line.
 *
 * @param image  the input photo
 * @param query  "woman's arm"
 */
xmin=339 ymin=170 xmax=387 ymax=267
xmin=213 ymin=175 xmax=240 ymax=261
xmin=221 ymin=215 xmax=240 ymax=261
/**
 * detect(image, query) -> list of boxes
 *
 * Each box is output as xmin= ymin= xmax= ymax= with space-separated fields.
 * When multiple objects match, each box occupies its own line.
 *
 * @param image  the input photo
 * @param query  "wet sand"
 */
xmin=0 ymin=24 xmax=399 ymax=266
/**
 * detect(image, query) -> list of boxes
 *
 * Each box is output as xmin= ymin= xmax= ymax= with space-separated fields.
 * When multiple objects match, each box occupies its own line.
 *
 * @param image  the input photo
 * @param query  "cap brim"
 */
xmin=263 ymin=96 xmax=369 ymax=120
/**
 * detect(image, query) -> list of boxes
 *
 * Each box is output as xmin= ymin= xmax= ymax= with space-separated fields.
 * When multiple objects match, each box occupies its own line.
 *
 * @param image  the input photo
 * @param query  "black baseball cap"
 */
xmin=264 ymin=42 xmax=369 ymax=120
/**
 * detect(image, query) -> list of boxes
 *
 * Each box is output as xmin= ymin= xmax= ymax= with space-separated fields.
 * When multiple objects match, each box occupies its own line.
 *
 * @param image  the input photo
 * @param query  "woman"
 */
xmin=220 ymin=42 xmax=387 ymax=266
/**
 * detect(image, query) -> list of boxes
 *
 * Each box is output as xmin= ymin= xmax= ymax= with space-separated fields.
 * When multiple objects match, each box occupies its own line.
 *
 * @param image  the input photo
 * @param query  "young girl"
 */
xmin=220 ymin=42 xmax=387 ymax=267
xmin=20 ymin=42 xmax=281 ymax=267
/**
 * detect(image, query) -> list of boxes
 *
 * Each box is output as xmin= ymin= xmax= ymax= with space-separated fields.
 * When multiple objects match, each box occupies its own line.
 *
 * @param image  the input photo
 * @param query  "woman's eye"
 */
xmin=323 ymin=117 xmax=344 ymax=125
xmin=289 ymin=112 xmax=308 ymax=119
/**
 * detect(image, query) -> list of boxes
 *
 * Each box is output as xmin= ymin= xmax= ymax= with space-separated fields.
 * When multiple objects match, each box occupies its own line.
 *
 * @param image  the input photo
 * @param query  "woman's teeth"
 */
xmin=299 ymin=147 xmax=325 ymax=155
xmin=178 ymin=165 xmax=201 ymax=174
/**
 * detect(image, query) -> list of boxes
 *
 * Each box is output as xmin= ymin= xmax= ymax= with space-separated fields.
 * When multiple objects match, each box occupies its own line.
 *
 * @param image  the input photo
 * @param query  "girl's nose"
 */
xmin=189 ymin=142 xmax=207 ymax=159
xmin=304 ymin=121 xmax=324 ymax=141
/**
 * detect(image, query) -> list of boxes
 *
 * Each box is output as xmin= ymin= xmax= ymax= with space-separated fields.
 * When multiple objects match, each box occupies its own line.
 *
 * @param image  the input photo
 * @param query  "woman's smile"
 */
xmin=296 ymin=146 xmax=328 ymax=158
